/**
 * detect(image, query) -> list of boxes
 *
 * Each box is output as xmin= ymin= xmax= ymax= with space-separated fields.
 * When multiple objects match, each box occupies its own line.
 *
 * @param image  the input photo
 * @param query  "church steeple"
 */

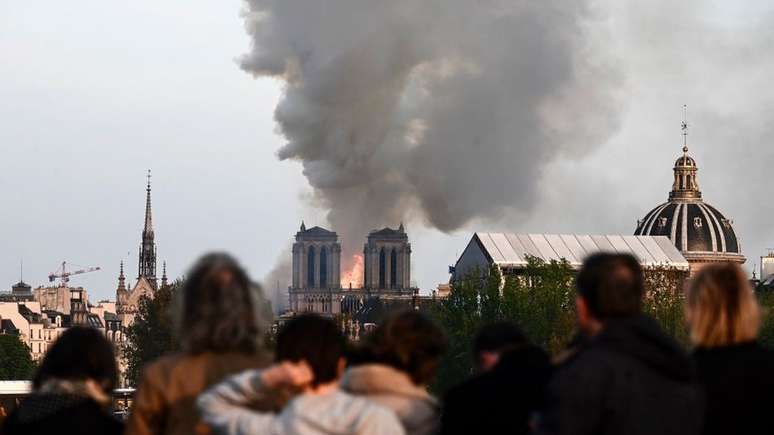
xmin=138 ymin=170 xmax=158 ymax=287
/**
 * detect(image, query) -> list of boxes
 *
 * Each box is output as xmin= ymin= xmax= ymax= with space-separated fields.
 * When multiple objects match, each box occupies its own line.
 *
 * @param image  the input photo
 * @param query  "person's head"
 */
xmin=179 ymin=252 xmax=264 ymax=354
xmin=357 ymin=310 xmax=447 ymax=385
xmin=33 ymin=326 xmax=118 ymax=393
xmin=473 ymin=322 xmax=528 ymax=372
xmin=686 ymin=263 xmax=760 ymax=348
xmin=276 ymin=314 xmax=346 ymax=388
xmin=575 ymin=253 xmax=644 ymax=334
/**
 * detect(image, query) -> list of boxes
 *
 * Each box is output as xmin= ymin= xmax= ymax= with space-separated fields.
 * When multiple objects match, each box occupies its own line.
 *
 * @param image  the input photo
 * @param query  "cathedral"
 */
xmin=116 ymin=171 xmax=168 ymax=327
xmin=288 ymin=223 xmax=416 ymax=315
xmin=634 ymin=120 xmax=745 ymax=275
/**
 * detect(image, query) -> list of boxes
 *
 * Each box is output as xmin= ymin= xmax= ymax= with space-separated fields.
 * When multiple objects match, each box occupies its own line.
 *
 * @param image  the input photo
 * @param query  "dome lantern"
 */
xmin=669 ymin=115 xmax=701 ymax=200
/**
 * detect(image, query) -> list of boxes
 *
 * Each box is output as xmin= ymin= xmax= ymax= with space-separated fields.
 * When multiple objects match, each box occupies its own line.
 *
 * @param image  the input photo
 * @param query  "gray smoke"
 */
xmin=261 ymin=246 xmax=291 ymax=313
xmin=241 ymin=0 xmax=623 ymax=280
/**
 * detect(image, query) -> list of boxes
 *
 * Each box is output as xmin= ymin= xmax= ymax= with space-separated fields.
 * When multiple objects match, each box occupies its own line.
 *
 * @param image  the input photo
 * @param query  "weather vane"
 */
xmin=681 ymin=104 xmax=688 ymax=152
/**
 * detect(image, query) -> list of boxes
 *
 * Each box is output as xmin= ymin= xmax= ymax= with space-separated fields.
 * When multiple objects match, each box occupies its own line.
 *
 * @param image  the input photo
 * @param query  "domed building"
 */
xmin=634 ymin=132 xmax=745 ymax=275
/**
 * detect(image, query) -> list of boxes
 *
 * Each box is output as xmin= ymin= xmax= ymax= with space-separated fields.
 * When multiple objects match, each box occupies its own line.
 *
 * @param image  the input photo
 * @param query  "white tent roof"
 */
xmin=473 ymin=233 xmax=689 ymax=270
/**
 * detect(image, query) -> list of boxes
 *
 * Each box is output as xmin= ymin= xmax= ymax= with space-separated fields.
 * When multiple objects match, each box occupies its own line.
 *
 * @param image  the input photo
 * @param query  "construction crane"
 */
xmin=48 ymin=261 xmax=101 ymax=287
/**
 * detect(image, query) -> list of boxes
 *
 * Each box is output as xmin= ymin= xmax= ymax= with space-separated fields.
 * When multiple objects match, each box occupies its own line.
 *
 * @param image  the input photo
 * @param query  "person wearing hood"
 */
xmin=686 ymin=263 xmax=774 ymax=435
xmin=342 ymin=310 xmax=446 ymax=435
xmin=197 ymin=314 xmax=405 ymax=435
xmin=1 ymin=326 xmax=122 ymax=435
xmin=537 ymin=253 xmax=702 ymax=435
xmin=441 ymin=322 xmax=551 ymax=435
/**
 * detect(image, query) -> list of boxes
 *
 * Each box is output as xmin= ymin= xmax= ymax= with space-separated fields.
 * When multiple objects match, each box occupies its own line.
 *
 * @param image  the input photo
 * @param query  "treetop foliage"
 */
xmin=0 ymin=333 xmax=35 ymax=380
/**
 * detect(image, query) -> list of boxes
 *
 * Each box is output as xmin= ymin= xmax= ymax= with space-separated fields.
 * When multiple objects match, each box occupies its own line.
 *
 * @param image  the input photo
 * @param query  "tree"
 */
xmin=122 ymin=282 xmax=180 ymax=386
xmin=642 ymin=267 xmax=689 ymax=344
xmin=428 ymin=257 xmax=576 ymax=394
xmin=757 ymin=291 xmax=774 ymax=349
xmin=428 ymin=258 xmax=689 ymax=394
xmin=0 ymin=334 xmax=35 ymax=380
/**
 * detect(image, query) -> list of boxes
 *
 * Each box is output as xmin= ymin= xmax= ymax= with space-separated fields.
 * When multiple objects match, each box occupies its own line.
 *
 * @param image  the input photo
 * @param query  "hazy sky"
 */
xmin=2 ymin=1 xmax=773 ymax=302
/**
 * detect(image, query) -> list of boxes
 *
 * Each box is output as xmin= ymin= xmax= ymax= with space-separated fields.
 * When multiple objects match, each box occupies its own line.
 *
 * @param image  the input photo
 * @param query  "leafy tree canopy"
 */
xmin=0 ymin=333 xmax=35 ymax=380
xmin=428 ymin=257 xmax=689 ymax=394
xmin=122 ymin=282 xmax=180 ymax=386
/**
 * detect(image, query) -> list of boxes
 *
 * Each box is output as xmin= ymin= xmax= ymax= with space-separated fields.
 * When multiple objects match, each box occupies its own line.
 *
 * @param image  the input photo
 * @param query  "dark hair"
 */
xmin=357 ymin=311 xmax=447 ymax=385
xmin=33 ymin=326 xmax=118 ymax=391
xmin=276 ymin=314 xmax=345 ymax=387
xmin=179 ymin=252 xmax=263 ymax=354
xmin=576 ymin=253 xmax=644 ymax=320
xmin=473 ymin=322 xmax=528 ymax=356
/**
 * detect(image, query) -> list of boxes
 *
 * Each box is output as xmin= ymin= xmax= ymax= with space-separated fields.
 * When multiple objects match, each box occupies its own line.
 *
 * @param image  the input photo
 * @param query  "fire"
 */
xmin=341 ymin=254 xmax=364 ymax=288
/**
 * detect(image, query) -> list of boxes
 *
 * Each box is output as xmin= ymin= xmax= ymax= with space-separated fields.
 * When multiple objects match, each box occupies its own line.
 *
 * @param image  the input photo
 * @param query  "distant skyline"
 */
xmin=2 ymin=1 xmax=774 ymax=301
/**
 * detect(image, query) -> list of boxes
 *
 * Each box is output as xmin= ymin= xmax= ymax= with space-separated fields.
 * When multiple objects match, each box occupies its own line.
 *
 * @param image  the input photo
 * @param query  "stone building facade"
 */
xmin=363 ymin=224 xmax=411 ymax=291
xmin=287 ymin=223 xmax=416 ymax=316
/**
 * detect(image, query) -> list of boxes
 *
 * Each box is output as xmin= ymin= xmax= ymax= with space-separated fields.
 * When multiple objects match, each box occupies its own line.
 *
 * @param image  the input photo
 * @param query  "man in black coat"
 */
xmin=537 ymin=253 xmax=703 ymax=435
xmin=441 ymin=322 xmax=552 ymax=435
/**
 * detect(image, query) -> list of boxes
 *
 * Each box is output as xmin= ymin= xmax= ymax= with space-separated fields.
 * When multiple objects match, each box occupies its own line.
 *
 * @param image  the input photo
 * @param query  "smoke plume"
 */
xmin=242 ymin=0 xmax=623 ymax=288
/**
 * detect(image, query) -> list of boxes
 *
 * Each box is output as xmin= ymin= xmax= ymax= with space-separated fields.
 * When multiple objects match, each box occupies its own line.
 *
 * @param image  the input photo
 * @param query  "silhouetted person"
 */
xmin=537 ymin=253 xmax=702 ymax=435
xmin=441 ymin=322 xmax=551 ymax=435
xmin=342 ymin=310 xmax=447 ymax=435
xmin=127 ymin=253 xmax=274 ymax=435
xmin=1 ymin=326 xmax=122 ymax=435
xmin=198 ymin=314 xmax=405 ymax=435
xmin=686 ymin=263 xmax=774 ymax=435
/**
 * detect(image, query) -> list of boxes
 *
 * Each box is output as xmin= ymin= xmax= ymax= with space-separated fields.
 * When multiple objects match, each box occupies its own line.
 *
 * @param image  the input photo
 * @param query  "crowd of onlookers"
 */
xmin=2 ymin=252 xmax=773 ymax=435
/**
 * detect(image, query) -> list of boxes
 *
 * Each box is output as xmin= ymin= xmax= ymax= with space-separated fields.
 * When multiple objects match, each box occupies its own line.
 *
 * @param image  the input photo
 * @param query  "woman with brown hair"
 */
xmin=341 ymin=310 xmax=447 ymax=435
xmin=126 ymin=252 xmax=273 ymax=435
xmin=686 ymin=263 xmax=774 ymax=435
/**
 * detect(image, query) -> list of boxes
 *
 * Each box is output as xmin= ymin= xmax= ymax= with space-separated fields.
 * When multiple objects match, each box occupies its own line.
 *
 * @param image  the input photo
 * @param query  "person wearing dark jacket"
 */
xmin=537 ymin=253 xmax=702 ymax=435
xmin=1 ymin=326 xmax=122 ymax=435
xmin=441 ymin=322 xmax=551 ymax=435
xmin=686 ymin=263 xmax=774 ymax=435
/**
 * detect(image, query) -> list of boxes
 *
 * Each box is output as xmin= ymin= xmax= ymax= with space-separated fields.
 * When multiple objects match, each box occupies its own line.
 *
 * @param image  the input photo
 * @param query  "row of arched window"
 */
xmin=307 ymin=246 xmax=329 ymax=287
xmin=378 ymin=247 xmax=399 ymax=289
xmin=304 ymin=245 xmax=403 ymax=289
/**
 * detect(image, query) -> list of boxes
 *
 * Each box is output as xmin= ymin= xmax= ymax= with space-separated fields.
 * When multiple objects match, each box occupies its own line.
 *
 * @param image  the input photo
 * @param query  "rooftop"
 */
xmin=467 ymin=233 xmax=690 ymax=271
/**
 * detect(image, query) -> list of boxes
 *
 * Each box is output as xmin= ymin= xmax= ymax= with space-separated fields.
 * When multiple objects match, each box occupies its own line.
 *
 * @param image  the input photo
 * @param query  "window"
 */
xmin=390 ymin=248 xmax=397 ymax=288
xmin=307 ymin=246 xmax=316 ymax=287
xmin=379 ymin=248 xmax=386 ymax=289
xmin=320 ymin=246 xmax=327 ymax=288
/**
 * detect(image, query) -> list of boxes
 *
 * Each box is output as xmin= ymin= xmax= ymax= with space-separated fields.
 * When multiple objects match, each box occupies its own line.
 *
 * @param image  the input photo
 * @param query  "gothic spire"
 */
xmin=161 ymin=261 xmax=168 ymax=288
xmin=118 ymin=260 xmax=126 ymax=291
xmin=138 ymin=170 xmax=158 ymax=287
xmin=144 ymin=169 xmax=154 ymax=237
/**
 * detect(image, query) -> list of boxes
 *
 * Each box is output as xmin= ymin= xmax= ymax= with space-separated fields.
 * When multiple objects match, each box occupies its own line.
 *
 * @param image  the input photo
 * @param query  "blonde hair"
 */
xmin=686 ymin=263 xmax=760 ymax=348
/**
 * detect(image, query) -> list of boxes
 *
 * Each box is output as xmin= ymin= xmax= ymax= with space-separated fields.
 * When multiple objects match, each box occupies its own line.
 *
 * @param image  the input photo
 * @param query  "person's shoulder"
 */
xmin=551 ymin=345 xmax=616 ymax=387
xmin=352 ymin=395 xmax=405 ymax=433
xmin=142 ymin=352 xmax=188 ymax=375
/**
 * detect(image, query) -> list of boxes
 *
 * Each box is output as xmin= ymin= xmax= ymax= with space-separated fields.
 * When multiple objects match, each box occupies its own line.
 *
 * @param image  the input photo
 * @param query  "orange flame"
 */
xmin=341 ymin=254 xmax=364 ymax=288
